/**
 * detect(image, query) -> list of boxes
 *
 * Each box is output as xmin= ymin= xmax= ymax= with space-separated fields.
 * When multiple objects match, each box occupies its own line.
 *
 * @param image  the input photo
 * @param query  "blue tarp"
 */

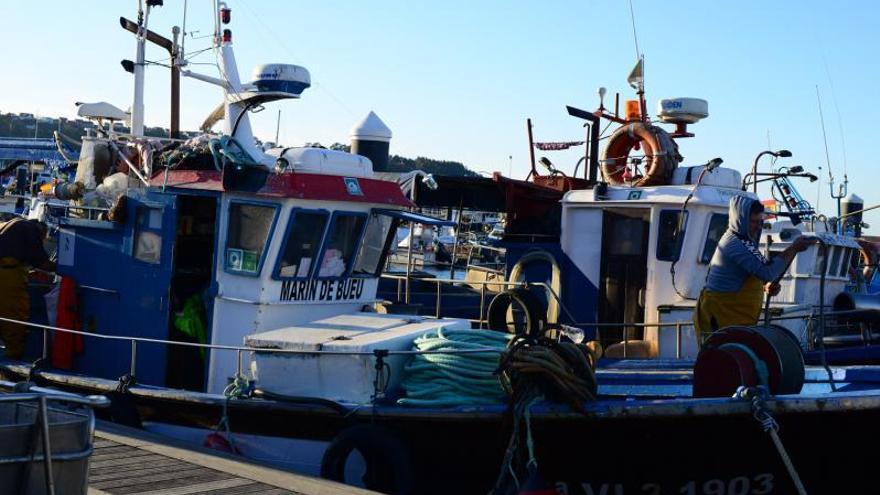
xmin=0 ymin=137 xmax=79 ymax=170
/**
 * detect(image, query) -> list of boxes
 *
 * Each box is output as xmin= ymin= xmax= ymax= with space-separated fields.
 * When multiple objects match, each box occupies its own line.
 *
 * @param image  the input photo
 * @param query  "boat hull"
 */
xmin=3 ymin=364 xmax=879 ymax=495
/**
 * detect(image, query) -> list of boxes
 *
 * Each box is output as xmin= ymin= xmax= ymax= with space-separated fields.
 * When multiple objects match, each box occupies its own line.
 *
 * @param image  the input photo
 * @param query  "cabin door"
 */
xmin=118 ymin=191 xmax=179 ymax=386
xmin=598 ymin=209 xmax=649 ymax=347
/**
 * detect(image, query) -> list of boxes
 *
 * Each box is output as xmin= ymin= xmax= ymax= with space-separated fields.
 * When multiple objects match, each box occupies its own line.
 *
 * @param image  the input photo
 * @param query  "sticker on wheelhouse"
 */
xmin=344 ymin=177 xmax=363 ymax=196
xmin=226 ymin=248 xmax=259 ymax=273
xmin=627 ymin=190 xmax=643 ymax=200
xmin=280 ymin=278 xmax=365 ymax=302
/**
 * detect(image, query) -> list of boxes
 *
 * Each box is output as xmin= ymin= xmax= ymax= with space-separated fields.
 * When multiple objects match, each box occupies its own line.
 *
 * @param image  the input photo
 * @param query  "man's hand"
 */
xmin=792 ymin=236 xmax=818 ymax=252
xmin=764 ymin=281 xmax=781 ymax=296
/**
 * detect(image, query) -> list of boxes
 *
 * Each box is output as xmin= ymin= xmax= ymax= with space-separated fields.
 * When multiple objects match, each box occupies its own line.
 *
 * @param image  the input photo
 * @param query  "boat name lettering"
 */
xmin=279 ymin=278 xmax=365 ymax=302
xmin=554 ymin=473 xmax=773 ymax=495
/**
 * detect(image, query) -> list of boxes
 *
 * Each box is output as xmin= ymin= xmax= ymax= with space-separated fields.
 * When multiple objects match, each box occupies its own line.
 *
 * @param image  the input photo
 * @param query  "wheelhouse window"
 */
xmin=656 ymin=210 xmax=688 ymax=262
xmin=827 ymin=246 xmax=843 ymax=277
xmin=352 ymin=213 xmax=397 ymax=277
xmin=225 ymin=202 xmax=277 ymax=275
xmin=317 ymin=213 xmax=367 ymax=278
xmin=133 ymin=206 xmax=163 ymax=264
xmin=276 ymin=210 xmax=330 ymax=278
xmin=700 ymin=214 xmax=729 ymax=264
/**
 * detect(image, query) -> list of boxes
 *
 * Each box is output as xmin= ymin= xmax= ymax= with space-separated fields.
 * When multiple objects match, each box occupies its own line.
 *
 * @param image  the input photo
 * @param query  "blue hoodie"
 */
xmin=704 ymin=195 xmax=787 ymax=292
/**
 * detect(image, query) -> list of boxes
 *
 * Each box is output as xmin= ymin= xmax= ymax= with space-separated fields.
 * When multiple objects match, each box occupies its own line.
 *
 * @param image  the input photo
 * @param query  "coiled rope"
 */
xmin=492 ymin=336 xmax=599 ymax=494
xmin=396 ymin=328 xmax=512 ymax=407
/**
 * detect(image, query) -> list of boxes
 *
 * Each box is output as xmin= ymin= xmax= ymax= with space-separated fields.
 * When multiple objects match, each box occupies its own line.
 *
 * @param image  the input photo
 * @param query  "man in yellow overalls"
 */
xmin=694 ymin=196 xmax=814 ymax=340
xmin=0 ymin=218 xmax=55 ymax=359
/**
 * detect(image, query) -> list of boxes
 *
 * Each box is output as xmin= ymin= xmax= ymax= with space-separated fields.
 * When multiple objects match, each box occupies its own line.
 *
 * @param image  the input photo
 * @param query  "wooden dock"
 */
xmin=88 ymin=422 xmax=375 ymax=495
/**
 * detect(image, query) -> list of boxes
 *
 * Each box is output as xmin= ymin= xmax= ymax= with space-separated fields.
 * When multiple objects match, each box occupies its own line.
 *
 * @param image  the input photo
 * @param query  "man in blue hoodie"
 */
xmin=694 ymin=196 xmax=815 ymax=339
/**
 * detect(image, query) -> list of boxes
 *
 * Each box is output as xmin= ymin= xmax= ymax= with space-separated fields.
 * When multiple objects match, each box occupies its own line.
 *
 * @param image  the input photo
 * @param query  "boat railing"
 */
xmin=0 ymin=307 xmax=867 ymax=386
xmin=46 ymin=202 xmax=112 ymax=222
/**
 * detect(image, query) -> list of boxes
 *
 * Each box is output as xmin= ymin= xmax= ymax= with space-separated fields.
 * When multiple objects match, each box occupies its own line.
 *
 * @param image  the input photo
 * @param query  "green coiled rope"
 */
xmin=396 ymin=328 xmax=513 ymax=407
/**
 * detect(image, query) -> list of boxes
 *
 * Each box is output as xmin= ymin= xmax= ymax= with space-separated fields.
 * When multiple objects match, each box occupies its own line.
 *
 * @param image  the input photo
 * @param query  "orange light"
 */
xmin=625 ymin=100 xmax=641 ymax=120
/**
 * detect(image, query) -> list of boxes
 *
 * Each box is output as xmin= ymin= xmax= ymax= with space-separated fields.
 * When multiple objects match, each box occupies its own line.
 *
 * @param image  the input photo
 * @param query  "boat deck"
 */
xmin=88 ymin=421 xmax=374 ymax=495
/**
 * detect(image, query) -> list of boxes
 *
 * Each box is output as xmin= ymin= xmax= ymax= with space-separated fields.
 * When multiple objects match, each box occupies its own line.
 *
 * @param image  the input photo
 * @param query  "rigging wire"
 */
xmin=815 ymin=86 xmax=833 ymax=184
xmin=237 ymin=0 xmax=356 ymax=118
xmin=627 ymin=0 xmax=641 ymax=60
xmin=821 ymin=53 xmax=848 ymax=178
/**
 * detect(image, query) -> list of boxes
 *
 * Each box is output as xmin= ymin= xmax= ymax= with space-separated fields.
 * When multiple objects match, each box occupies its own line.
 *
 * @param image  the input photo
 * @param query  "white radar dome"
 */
xmin=250 ymin=64 xmax=311 ymax=98
xmin=657 ymin=98 xmax=708 ymax=124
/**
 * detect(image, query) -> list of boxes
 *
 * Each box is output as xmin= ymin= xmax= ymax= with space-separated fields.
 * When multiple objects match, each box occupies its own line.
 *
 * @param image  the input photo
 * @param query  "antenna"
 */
xmin=817 ymin=85 xmax=846 ymax=222
xmin=274 ymin=109 xmax=281 ymax=145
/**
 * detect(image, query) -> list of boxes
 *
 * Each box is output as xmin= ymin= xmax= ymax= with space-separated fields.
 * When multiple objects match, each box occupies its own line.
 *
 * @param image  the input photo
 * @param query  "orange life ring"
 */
xmin=600 ymin=123 xmax=682 ymax=186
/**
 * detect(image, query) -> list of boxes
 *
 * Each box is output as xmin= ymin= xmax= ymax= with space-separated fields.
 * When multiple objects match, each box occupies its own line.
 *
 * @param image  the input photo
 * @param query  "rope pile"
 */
xmin=492 ymin=336 xmax=599 ymax=494
xmin=396 ymin=328 xmax=512 ymax=407
xmin=499 ymin=337 xmax=598 ymax=410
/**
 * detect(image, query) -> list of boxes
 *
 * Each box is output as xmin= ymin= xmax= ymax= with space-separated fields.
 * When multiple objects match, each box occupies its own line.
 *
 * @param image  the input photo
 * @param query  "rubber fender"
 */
xmin=320 ymin=424 xmax=415 ymax=495
xmin=508 ymin=249 xmax=561 ymax=324
xmin=486 ymin=287 xmax=548 ymax=338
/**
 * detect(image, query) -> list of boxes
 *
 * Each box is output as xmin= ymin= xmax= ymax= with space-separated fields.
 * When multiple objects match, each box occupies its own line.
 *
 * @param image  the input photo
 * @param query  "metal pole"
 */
xmin=405 ymin=182 xmax=418 ymax=305
xmin=130 ymin=340 xmax=137 ymax=378
xmin=39 ymin=396 xmax=56 ymax=495
xmin=236 ymin=349 xmax=243 ymax=377
xmin=479 ymin=284 xmax=486 ymax=329
xmin=435 ymin=282 xmax=442 ymax=318
xmin=675 ymin=322 xmax=682 ymax=359
xmin=170 ymin=26 xmax=181 ymax=139
xmin=449 ymin=201 xmax=463 ymax=280
xmin=42 ymin=328 xmax=48 ymax=360
xmin=527 ymin=118 xmax=537 ymax=178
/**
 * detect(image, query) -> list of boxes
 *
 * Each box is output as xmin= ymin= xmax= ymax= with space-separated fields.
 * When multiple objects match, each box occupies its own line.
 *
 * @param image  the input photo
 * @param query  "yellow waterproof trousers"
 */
xmin=693 ymin=276 xmax=764 ymax=342
xmin=0 ymin=257 xmax=29 ymax=359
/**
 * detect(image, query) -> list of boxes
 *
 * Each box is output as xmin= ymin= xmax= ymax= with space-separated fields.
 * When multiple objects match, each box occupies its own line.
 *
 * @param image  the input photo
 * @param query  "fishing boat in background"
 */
xmin=4 ymin=2 xmax=880 ymax=495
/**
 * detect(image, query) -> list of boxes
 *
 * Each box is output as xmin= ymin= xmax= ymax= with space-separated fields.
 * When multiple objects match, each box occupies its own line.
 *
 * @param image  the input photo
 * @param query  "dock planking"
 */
xmin=87 ymin=422 xmax=377 ymax=495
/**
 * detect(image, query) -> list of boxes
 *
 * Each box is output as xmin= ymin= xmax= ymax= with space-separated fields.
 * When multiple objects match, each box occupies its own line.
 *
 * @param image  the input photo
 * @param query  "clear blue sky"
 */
xmin=2 ymin=1 xmax=877 ymax=226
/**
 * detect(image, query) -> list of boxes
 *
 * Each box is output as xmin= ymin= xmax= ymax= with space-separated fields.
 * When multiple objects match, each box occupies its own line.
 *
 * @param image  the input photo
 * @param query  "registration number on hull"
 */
xmin=557 ymin=473 xmax=774 ymax=495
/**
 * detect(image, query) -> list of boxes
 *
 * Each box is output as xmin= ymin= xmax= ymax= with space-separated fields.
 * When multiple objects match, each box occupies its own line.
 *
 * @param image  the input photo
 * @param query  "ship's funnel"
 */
xmin=350 ymin=111 xmax=392 ymax=172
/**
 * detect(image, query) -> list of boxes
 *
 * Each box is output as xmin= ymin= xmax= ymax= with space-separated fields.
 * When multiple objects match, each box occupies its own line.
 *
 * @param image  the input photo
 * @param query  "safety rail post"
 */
xmin=129 ymin=340 xmax=137 ymax=378
xmin=42 ymin=327 xmax=49 ymax=360
xmin=623 ymin=323 xmax=628 ymax=359
xmin=435 ymin=281 xmax=442 ymax=318
xmin=236 ymin=349 xmax=243 ymax=377
xmin=479 ymin=284 xmax=486 ymax=329
xmin=676 ymin=322 xmax=682 ymax=359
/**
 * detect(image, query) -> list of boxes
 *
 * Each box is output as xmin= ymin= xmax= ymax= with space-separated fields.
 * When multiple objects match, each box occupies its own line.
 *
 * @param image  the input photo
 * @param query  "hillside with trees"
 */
xmin=1 ymin=112 xmax=478 ymax=177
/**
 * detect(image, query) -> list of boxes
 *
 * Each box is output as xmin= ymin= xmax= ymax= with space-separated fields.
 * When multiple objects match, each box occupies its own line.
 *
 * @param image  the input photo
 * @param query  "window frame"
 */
xmin=314 ymin=211 xmax=370 ymax=281
xmin=223 ymin=199 xmax=281 ymax=278
xmin=700 ymin=213 xmax=730 ymax=265
xmin=351 ymin=213 xmax=401 ymax=279
xmin=271 ymin=207 xmax=332 ymax=281
xmin=656 ymin=209 xmax=688 ymax=262
xmin=132 ymin=205 xmax=165 ymax=265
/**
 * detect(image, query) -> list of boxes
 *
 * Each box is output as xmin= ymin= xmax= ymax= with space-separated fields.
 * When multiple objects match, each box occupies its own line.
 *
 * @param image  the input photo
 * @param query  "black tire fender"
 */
xmin=486 ymin=287 xmax=548 ymax=338
xmin=320 ymin=424 xmax=415 ymax=495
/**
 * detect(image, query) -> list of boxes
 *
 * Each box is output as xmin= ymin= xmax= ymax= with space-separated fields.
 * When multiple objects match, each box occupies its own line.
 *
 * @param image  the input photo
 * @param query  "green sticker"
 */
xmin=241 ymin=250 xmax=259 ymax=273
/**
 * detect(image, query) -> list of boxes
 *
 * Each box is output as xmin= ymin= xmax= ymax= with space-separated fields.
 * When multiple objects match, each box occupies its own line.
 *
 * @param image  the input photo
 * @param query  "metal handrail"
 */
xmin=0 ymin=387 xmax=108 ymax=495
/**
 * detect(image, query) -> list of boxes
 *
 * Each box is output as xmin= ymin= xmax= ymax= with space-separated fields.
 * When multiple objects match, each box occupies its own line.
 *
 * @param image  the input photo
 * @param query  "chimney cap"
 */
xmin=350 ymin=111 xmax=391 ymax=142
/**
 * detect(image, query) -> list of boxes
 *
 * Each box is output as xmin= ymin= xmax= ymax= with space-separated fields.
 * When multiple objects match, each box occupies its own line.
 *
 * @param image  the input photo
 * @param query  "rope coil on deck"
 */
xmin=396 ymin=328 xmax=512 ymax=407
